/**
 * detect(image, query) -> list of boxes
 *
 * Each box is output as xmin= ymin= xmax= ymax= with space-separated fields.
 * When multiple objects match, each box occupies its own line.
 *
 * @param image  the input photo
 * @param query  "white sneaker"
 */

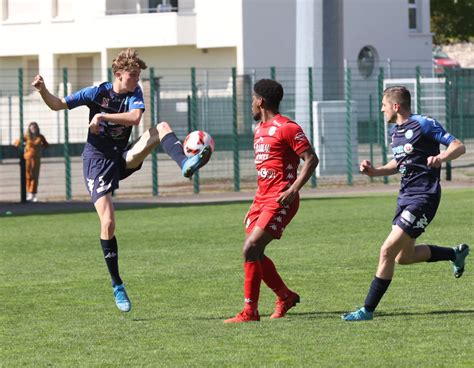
xmin=26 ymin=193 xmax=33 ymax=201
xmin=32 ymin=194 xmax=38 ymax=202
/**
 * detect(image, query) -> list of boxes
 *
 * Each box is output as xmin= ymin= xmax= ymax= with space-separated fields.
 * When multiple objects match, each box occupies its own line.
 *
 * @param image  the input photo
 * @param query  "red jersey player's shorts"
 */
xmin=244 ymin=197 xmax=299 ymax=239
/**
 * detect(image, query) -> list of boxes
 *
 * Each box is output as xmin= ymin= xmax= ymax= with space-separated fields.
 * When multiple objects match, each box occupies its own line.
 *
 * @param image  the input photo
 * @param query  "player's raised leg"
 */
xmin=124 ymin=121 xmax=212 ymax=178
xmin=181 ymin=145 xmax=212 ymax=178
xmin=124 ymin=125 xmax=161 ymax=169
xmin=158 ymin=122 xmax=212 ymax=178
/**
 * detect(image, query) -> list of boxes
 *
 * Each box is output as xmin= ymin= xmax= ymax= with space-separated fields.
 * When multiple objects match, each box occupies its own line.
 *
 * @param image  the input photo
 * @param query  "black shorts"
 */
xmin=83 ymin=156 xmax=143 ymax=203
xmin=392 ymin=195 xmax=440 ymax=238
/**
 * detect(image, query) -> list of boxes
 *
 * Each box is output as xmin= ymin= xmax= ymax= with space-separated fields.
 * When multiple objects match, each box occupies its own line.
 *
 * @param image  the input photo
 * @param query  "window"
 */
xmin=357 ymin=46 xmax=377 ymax=79
xmin=408 ymin=0 xmax=418 ymax=31
xmin=3 ymin=0 xmax=40 ymax=22
xmin=26 ymin=58 xmax=39 ymax=93
xmin=149 ymin=0 xmax=178 ymax=13
xmin=52 ymin=0 xmax=73 ymax=19
xmin=1 ymin=0 xmax=7 ymax=21
xmin=26 ymin=59 xmax=39 ymax=80
xmin=76 ymin=57 xmax=94 ymax=90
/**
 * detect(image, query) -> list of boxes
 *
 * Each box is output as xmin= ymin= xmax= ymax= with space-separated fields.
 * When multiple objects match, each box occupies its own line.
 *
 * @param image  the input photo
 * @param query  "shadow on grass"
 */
xmin=0 ymin=199 xmax=252 ymax=218
xmin=294 ymin=309 xmax=474 ymax=319
xmin=376 ymin=309 xmax=474 ymax=318
xmin=194 ymin=309 xmax=474 ymax=322
xmin=194 ymin=311 xmax=348 ymax=321
xmin=2 ymin=186 xmax=471 ymax=218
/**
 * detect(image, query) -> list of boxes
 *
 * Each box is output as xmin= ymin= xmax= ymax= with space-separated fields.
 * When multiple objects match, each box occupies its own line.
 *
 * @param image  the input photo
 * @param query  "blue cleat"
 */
xmin=182 ymin=145 xmax=212 ymax=178
xmin=452 ymin=243 xmax=469 ymax=278
xmin=342 ymin=307 xmax=373 ymax=321
xmin=113 ymin=284 xmax=131 ymax=312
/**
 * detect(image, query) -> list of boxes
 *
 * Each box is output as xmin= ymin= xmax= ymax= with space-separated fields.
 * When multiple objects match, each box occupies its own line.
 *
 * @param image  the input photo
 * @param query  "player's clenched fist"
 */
xmin=32 ymin=75 xmax=45 ymax=92
xmin=89 ymin=113 xmax=103 ymax=135
xmin=426 ymin=155 xmax=442 ymax=168
xmin=359 ymin=160 xmax=373 ymax=175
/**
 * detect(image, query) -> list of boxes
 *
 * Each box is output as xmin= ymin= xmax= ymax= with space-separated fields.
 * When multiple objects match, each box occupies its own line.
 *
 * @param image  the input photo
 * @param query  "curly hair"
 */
xmin=111 ymin=48 xmax=148 ymax=74
xmin=253 ymin=79 xmax=284 ymax=111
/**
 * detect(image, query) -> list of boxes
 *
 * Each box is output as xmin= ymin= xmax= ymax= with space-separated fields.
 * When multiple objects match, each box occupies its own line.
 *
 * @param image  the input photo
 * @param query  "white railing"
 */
xmin=105 ymin=1 xmax=194 ymax=16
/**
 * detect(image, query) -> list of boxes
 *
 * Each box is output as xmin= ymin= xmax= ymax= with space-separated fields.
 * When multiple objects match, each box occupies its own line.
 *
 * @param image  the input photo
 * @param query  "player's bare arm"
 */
xmin=427 ymin=139 xmax=466 ymax=168
xmin=277 ymin=148 xmax=319 ymax=206
xmin=99 ymin=109 xmax=143 ymax=126
xmin=360 ymin=158 xmax=398 ymax=177
xmin=32 ymin=75 xmax=67 ymax=111
xmin=89 ymin=109 xmax=143 ymax=135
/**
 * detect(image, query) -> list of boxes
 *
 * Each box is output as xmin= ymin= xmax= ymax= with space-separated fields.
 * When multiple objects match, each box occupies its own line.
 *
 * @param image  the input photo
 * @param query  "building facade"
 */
xmin=0 ymin=0 xmax=432 ymax=90
xmin=0 ymin=0 xmax=433 ymax=146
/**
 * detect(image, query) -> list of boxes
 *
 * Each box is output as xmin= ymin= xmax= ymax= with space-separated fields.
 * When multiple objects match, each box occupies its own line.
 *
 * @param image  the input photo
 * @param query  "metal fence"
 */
xmin=0 ymin=65 xmax=473 ymax=202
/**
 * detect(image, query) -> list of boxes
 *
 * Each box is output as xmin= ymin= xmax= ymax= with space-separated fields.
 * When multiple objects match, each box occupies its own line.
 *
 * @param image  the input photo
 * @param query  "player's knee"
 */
xmin=380 ymin=243 xmax=398 ymax=261
xmin=243 ymin=240 xmax=261 ymax=261
xmin=101 ymin=218 xmax=115 ymax=236
xmin=156 ymin=121 xmax=171 ymax=133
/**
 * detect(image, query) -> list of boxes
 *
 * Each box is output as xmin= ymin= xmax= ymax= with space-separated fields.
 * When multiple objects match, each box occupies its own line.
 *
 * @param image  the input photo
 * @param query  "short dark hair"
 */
xmin=383 ymin=86 xmax=411 ymax=110
xmin=253 ymin=79 xmax=284 ymax=111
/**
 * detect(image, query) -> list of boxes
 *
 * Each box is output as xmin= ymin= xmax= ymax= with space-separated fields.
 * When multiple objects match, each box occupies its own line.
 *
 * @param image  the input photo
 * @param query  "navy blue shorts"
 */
xmin=83 ymin=156 xmax=142 ymax=203
xmin=392 ymin=195 xmax=440 ymax=238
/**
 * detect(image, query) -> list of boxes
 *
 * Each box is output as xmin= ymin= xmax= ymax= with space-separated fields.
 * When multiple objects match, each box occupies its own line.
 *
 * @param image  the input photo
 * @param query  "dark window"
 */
xmin=149 ymin=0 xmax=178 ymax=12
xmin=357 ymin=46 xmax=377 ymax=78
xmin=408 ymin=0 xmax=417 ymax=30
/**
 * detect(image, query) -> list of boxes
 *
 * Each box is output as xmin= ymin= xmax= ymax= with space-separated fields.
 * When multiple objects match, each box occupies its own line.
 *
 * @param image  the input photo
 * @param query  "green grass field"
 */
xmin=1 ymin=189 xmax=473 ymax=367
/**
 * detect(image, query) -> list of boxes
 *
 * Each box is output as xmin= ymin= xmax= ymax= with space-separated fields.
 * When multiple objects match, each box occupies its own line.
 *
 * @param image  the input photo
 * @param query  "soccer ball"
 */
xmin=183 ymin=130 xmax=215 ymax=157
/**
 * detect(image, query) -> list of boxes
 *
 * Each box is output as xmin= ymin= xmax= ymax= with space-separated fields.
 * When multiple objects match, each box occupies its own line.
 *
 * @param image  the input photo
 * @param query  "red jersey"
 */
xmin=253 ymin=114 xmax=311 ymax=202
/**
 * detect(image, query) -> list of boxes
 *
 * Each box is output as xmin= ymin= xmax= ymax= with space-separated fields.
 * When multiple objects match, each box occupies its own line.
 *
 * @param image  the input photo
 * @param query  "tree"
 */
xmin=431 ymin=0 xmax=474 ymax=44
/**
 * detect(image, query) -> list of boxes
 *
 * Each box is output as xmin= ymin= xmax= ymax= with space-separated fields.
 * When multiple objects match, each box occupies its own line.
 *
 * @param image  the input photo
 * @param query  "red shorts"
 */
xmin=244 ymin=198 xmax=299 ymax=239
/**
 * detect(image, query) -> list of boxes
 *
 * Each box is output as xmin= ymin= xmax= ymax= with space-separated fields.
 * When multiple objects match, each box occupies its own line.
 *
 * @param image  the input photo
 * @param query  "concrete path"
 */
xmin=1 ymin=181 xmax=471 ymax=217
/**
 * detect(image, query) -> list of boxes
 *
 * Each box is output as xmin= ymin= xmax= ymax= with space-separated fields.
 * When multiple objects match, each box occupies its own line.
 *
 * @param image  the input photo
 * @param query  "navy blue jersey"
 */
xmin=390 ymin=114 xmax=456 ymax=200
xmin=65 ymin=82 xmax=145 ymax=159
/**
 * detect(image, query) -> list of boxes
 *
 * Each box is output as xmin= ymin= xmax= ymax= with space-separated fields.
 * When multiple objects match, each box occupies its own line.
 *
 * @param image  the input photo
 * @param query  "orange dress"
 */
xmin=14 ymin=134 xmax=49 ymax=194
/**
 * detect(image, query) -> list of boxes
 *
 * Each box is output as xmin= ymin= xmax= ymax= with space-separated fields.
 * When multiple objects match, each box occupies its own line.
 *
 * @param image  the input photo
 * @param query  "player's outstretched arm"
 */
xmin=360 ymin=159 xmax=398 ymax=177
xmin=427 ymin=139 xmax=466 ymax=168
xmin=32 ymin=75 xmax=67 ymax=111
xmin=98 ymin=109 xmax=143 ymax=127
xmin=277 ymin=148 xmax=319 ymax=206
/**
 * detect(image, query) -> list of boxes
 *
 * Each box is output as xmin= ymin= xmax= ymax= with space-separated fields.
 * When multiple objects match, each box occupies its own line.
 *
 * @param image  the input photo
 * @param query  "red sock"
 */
xmin=261 ymin=256 xmax=290 ymax=299
xmin=243 ymin=261 xmax=262 ymax=312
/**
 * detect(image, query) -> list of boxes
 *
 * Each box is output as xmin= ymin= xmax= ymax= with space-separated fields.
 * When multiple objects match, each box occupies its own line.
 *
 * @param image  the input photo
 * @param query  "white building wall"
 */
xmin=0 ymin=0 xmax=433 ymax=73
xmin=0 ymin=13 xmax=196 ymax=56
xmin=135 ymin=46 xmax=236 ymax=70
xmin=241 ymin=0 xmax=297 ymax=69
xmin=343 ymin=0 xmax=432 ymax=74
xmin=195 ymin=0 xmax=242 ymax=49
xmin=295 ymin=0 xmax=323 ymax=134
xmin=195 ymin=0 xmax=298 ymax=71
xmin=0 ymin=0 xmax=436 ymax=146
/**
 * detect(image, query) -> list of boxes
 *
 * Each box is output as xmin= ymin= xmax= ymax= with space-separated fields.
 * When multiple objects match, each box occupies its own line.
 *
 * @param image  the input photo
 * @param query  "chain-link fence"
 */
xmin=1 ymin=65 xmax=472 ymax=202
